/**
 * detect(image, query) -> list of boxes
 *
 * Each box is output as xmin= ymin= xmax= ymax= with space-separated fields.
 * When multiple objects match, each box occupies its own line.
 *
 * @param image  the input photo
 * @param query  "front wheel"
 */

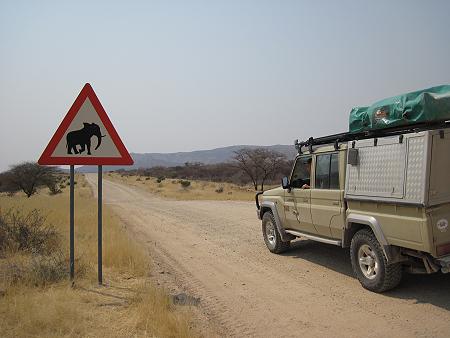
xmin=350 ymin=229 xmax=402 ymax=292
xmin=262 ymin=212 xmax=290 ymax=254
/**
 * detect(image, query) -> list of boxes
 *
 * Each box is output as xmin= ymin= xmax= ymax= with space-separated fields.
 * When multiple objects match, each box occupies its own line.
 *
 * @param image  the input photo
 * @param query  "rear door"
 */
xmin=310 ymin=152 xmax=345 ymax=239
xmin=284 ymin=155 xmax=317 ymax=234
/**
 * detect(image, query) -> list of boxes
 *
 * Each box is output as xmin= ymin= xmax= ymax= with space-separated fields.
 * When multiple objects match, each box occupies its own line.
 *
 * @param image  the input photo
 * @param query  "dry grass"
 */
xmin=0 ymin=175 xmax=196 ymax=338
xmin=131 ymin=283 xmax=193 ymax=338
xmin=107 ymin=173 xmax=269 ymax=201
xmin=0 ymin=175 xmax=147 ymax=277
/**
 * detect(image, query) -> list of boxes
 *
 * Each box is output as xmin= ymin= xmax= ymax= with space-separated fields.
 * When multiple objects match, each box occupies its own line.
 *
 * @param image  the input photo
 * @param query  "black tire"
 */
xmin=262 ymin=212 xmax=290 ymax=254
xmin=350 ymin=229 xmax=402 ymax=293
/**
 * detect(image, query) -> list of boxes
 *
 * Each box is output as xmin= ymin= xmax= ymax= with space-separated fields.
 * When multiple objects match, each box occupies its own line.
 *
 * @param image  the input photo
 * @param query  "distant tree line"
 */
xmin=115 ymin=148 xmax=294 ymax=191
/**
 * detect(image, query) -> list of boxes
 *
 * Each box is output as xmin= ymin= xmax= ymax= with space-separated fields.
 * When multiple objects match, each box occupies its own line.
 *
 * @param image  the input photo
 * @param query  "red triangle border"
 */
xmin=38 ymin=83 xmax=134 ymax=165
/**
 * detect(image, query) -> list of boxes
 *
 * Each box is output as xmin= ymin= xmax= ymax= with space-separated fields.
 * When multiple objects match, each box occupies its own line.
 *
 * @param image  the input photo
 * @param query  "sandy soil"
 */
xmin=86 ymin=174 xmax=450 ymax=338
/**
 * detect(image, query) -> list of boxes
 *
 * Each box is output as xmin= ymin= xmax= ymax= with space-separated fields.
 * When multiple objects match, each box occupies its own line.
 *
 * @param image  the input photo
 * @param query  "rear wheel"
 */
xmin=262 ymin=212 xmax=290 ymax=254
xmin=350 ymin=229 xmax=402 ymax=292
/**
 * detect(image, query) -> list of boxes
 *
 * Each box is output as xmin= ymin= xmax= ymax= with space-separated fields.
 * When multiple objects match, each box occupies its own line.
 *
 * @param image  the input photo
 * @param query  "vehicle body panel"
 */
xmin=346 ymin=200 xmax=430 ymax=253
xmin=284 ymin=189 xmax=316 ymax=234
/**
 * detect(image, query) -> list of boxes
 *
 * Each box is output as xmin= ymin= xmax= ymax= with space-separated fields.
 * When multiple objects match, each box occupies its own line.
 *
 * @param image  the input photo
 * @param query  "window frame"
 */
xmin=289 ymin=155 xmax=312 ymax=189
xmin=313 ymin=151 xmax=340 ymax=190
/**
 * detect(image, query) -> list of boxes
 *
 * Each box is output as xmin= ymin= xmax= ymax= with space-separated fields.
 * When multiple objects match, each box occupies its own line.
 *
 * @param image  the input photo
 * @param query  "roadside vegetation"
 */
xmin=109 ymin=173 xmax=260 ymax=201
xmin=110 ymin=147 xmax=293 ymax=200
xmin=0 ymin=169 xmax=196 ymax=338
xmin=0 ymin=162 xmax=64 ymax=197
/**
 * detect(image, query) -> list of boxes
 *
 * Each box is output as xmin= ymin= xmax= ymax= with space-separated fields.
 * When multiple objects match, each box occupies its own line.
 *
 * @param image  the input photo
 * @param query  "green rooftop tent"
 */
xmin=349 ymin=85 xmax=450 ymax=133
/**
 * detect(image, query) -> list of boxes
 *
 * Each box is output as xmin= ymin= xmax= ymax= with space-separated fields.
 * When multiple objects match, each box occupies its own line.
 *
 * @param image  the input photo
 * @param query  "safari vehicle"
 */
xmin=256 ymin=122 xmax=450 ymax=292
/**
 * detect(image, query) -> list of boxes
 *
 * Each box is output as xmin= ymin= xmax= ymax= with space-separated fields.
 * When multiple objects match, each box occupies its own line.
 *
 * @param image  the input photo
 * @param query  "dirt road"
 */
xmin=86 ymin=175 xmax=450 ymax=338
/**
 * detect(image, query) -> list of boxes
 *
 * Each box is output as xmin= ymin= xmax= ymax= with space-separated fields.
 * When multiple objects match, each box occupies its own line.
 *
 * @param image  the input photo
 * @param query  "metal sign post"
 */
xmin=38 ymin=83 xmax=133 ymax=284
xmin=69 ymin=165 xmax=75 ymax=281
xmin=98 ymin=165 xmax=103 ymax=285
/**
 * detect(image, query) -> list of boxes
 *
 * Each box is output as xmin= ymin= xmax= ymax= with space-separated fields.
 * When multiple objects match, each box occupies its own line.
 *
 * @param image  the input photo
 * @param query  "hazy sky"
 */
xmin=1 ymin=0 xmax=449 ymax=171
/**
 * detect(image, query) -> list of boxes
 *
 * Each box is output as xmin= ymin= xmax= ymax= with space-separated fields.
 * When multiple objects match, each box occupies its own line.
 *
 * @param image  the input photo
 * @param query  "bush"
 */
xmin=179 ymin=180 xmax=191 ymax=188
xmin=47 ymin=182 xmax=62 ymax=195
xmin=0 ymin=208 xmax=70 ymax=287
xmin=215 ymin=186 xmax=224 ymax=193
xmin=0 ymin=208 xmax=60 ymax=256
xmin=156 ymin=176 xmax=166 ymax=183
xmin=2 ymin=252 xmax=70 ymax=287
xmin=28 ymin=252 xmax=68 ymax=286
xmin=145 ymin=177 xmax=150 ymax=180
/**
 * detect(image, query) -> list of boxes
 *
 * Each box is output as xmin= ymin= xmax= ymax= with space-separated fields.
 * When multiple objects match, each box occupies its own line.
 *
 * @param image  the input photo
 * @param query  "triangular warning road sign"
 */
xmin=38 ymin=83 xmax=133 ymax=165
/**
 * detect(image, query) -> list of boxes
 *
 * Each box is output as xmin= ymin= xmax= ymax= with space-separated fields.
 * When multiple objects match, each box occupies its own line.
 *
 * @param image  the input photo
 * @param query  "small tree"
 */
xmin=2 ymin=162 xmax=60 ymax=197
xmin=232 ymin=148 xmax=286 ymax=191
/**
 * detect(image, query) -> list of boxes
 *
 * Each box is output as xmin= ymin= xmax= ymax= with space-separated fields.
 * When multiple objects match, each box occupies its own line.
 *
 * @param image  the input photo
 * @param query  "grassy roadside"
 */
xmin=0 ymin=175 xmax=196 ymax=338
xmin=107 ymin=172 xmax=270 ymax=201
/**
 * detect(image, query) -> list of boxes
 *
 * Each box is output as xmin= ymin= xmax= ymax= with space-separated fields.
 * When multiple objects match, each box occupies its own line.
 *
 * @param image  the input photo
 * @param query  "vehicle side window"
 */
xmin=290 ymin=156 xmax=312 ymax=189
xmin=330 ymin=153 xmax=339 ymax=189
xmin=315 ymin=154 xmax=331 ymax=189
xmin=315 ymin=152 xmax=340 ymax=189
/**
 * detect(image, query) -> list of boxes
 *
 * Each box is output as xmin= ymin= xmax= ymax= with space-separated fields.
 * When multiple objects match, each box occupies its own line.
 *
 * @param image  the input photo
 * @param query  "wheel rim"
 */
xmin=265 ymin=220 xmax=276 ymax=247
xmin=358 ymin=244 xmax=379 ymax=280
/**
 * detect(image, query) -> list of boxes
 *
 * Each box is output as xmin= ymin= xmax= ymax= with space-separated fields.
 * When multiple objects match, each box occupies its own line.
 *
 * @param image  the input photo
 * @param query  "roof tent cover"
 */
xmin=349 ymin=85 xmax=450 ymax=133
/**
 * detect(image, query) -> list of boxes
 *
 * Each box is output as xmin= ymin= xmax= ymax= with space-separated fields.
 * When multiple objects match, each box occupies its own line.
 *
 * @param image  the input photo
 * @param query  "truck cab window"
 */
xmin=315 ymin=152 xmax=340 ymax=189
xmin=290 ymin=156 xmax=312 ymax=189
xmin=330 ymin=153 xmax=339 ymax=189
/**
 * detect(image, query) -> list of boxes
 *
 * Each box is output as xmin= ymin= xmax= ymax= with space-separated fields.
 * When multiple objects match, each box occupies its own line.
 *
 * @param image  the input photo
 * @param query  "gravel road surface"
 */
xmin=86 ymin=174 xmax=450 ymax=338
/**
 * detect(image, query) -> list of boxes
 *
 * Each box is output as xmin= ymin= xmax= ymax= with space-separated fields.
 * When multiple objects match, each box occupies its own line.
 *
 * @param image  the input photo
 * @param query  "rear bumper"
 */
xmin=436 ymin=255 xmax=450 ymax=273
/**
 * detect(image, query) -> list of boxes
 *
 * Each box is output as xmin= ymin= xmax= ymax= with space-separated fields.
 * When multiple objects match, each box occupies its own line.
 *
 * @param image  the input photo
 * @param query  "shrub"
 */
xmin=0 ymin=208 xmax=70 ymax=287
xmin=156 ymin=176 xmax=165 ymax=183
xmin=136 ymin=177 xmax=141 ymax=181
xmin=179 ymin=180 xmax=191 ymax=188
xmin=215 ymin=186 xmax=224 ymax=193
xmin=28 ymin=252 xmax=68 ymax=286
xmin=47 ymin=182 xmax=62 ymax=195
xmin=145 ymin=177 xmax=150 ymax=180
xmin=2 ymin=251 xmax=70 ymax=287
xmin=0 ymin=208 xmax=60 ymax=256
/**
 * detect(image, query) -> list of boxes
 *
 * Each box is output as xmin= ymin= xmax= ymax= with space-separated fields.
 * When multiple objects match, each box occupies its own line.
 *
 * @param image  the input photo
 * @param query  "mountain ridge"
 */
xmin=76 ymin=144 xmax=296 ymax=172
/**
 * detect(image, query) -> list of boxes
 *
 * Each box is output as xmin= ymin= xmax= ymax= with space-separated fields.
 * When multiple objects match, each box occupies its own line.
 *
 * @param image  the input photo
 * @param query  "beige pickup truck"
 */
xmin=256 ymin=129 xmax=450 ymax=292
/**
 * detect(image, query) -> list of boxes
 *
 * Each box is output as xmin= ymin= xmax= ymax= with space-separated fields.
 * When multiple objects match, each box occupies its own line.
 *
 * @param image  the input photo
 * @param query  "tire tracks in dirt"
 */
xmin=86 ymin=175 xmax=450 ymax=338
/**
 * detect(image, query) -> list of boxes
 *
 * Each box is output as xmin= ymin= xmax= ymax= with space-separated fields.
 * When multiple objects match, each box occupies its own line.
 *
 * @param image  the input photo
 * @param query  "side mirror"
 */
xmin=281 ymin=176 xmax=290 ymax=190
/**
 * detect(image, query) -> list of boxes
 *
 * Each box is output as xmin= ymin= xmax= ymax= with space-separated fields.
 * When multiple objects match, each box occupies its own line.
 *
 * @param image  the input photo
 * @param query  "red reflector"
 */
xmin=437 ymin=243 xmax=450 ymax=256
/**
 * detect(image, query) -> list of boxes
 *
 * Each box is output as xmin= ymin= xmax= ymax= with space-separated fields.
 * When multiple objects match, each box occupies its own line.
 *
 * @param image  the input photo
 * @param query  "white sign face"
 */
xmin=38 ymin=83 xmax=133 ymax=165
xmin=51 ymin=98 xmax=121 ymax=158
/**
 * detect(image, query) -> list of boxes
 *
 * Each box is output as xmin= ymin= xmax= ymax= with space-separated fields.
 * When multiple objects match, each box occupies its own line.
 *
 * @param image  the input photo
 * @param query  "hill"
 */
xmin=76 ymin=144 xmax=296 ymax=172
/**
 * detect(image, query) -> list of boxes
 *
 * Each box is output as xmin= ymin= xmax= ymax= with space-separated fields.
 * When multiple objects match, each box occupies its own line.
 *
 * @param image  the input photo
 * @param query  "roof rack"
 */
xmin=295 ymin=120 xmax=450 ymax=154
